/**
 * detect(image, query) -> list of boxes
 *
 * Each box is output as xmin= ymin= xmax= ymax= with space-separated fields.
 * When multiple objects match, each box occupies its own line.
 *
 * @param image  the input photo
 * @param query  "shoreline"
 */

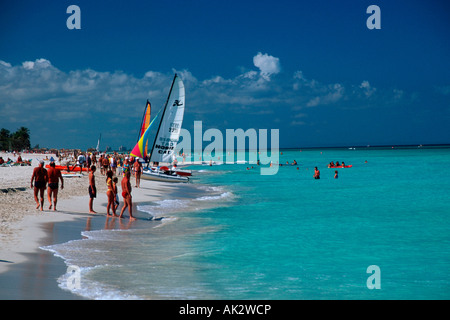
xmin=0 ymin=152 xmax=181 ymax=299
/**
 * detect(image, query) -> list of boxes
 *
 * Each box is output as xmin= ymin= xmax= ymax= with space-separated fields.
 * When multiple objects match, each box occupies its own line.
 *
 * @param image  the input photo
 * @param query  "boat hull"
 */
xmin=170 ymin=169 xmax=192 ymax=176
xmin=141 ymin=168 xmax=189 ymax=183
xmin=148 ymin=166 xmax=192 ymax=176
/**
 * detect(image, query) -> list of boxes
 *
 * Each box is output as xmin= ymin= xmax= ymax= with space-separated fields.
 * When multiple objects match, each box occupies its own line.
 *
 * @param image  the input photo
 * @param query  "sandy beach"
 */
xmin=0 ymin=152 xmax=176 ymax=299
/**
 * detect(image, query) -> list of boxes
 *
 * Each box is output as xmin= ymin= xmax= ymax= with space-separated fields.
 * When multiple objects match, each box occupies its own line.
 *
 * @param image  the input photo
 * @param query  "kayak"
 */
xmin=46 ymin=164 xmax=89 ymax=172
xmin=328 ymin=165 xmax=352 ymax=168
xmin=61 ymin=171 xmax=83 ymax=177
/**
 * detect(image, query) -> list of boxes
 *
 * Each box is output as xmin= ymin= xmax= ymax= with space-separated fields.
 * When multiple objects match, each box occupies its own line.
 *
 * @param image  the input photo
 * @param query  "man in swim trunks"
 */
xmin=30 ymin=160 xmax=48 ymax=211
xmin=47 ymin=162 xmax=64 ymax=210
xmin=88 ymin=165 xmax=97 ymax=214
xmin=119 ymin=170 xmax=136 ymax=220
xmin=102 ymin=156 xmax=110 ymax=175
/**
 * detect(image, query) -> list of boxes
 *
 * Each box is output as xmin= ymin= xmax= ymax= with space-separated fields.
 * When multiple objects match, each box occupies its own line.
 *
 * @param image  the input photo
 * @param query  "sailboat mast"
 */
xmin=148 ymin=74 xmax=178 ymax=164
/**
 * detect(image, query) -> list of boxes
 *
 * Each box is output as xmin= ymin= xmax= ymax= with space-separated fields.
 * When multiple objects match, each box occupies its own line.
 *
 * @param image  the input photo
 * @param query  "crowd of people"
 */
xmin=30 ymin=153 xmax=145 ymax=220
xmin=250 ymin=159 xmax=340 ymax=180
xmin=327 ymin=161 xmax=347 ymax=167
xmin=0 ymin=155 xmax=32 ymax=166
xmin=88 ymin=165 xmax=136 ymax=220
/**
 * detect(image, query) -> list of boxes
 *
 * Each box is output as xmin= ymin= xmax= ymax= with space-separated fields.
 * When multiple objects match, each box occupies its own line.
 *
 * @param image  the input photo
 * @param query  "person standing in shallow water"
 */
xmin=106 ymin=170 xmax=118 ymax=217
xmin=119 ymin=170 xmax=136 ymax=221
xmin=113 ymin=176 xmax=119 ymax=212
xmin=88 ymin=165 xmax=97 ymax=214
xmin=31 ymin=160 xmax=48 ymax=211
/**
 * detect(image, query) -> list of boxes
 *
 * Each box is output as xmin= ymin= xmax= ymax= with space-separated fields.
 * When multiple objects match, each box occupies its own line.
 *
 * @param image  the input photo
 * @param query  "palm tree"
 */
xmin=0 ymin=128 xmax=11 ymax=151
xmin=11 ymin=127 xmax=31 ymax=151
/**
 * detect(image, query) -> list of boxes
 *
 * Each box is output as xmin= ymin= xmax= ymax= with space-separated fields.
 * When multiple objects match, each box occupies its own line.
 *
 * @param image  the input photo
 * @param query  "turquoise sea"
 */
xmin=42 ymin=147 xmax=450 ymax=299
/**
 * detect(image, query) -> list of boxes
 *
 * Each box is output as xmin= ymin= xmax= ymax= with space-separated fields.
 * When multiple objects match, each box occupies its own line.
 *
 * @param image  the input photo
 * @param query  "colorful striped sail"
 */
xmin=130 ymin=113 xmax=158 ymax=159
xmin=138 ymin=101 xmax=151 ymax=153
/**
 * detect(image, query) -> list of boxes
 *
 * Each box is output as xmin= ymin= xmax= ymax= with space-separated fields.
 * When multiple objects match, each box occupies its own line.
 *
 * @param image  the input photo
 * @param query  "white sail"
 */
xmin=96 ymin=134 xmax=101 ymax=152
xmin=149 ymin=74 xmax=185 ymax=164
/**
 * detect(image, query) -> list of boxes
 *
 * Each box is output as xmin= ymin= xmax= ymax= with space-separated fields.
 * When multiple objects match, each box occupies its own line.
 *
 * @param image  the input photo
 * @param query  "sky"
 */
xmin=1 ymin=0 xmax=449 ymax=150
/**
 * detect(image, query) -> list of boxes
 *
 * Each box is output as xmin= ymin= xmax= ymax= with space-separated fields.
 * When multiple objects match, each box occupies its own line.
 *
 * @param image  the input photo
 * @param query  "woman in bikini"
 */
xmin=106 ymin=170 xmax=118 ymax=217
xmin=119 ymin=170 xmax=136 ymax=220
xmin=113 ymin=177 xmax=119 ymax=212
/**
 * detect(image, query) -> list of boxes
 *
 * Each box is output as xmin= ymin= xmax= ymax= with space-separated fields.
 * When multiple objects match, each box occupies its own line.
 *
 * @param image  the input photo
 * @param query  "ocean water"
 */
xmin=42 ymin=147 xmax=450 ymax=299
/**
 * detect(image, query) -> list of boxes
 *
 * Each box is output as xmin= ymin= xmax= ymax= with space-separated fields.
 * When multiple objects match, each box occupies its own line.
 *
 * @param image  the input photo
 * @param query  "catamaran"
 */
xmin=130 ymin=74 xmax=189 ymax=182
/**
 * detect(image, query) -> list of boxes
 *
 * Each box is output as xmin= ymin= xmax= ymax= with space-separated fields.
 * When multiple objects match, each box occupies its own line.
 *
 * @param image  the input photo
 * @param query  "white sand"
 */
xmin=0 ymin=152 xmax=174 ymax=275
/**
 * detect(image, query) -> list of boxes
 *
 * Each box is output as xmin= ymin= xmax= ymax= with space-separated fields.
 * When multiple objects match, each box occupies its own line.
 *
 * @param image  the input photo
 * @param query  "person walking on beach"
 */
xmin=110 ymin=156 xmax=117 ymax=176
xmin=106 ymin=170 xmax=118 ymax=217
xmin=134 ymin=158 xmax=142 ymax=188
xmin=119 ymin=171 xmax=136 ymax=220
xmin=47 ymin=162 xmax=64 ymax=211
xmin=122 ymin=157 xmax=130 ymax=176
xmin=102 ymin=155 xmax=110 ymax=175
xmin=87 ymin=153 xmax=92 ymax=169
xmin=98 ymin=154 xmax=104 ymax=175
xmin=77 ymin=153 xmax=86 ymax=171
xmin=88 ymin=165 xmax=97 ymax=214
xmin=30 ymin=160 xmax=48 ymax=211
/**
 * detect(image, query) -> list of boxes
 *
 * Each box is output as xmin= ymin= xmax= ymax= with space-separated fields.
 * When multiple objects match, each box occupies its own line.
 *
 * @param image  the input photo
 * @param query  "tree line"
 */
xmin=0 ymin=127 xmax=31 ymax=151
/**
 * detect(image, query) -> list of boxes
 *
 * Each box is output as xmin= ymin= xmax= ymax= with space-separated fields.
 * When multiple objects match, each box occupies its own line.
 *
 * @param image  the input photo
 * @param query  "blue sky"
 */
xmin=1 ymin=0 xmax=449 ymax=150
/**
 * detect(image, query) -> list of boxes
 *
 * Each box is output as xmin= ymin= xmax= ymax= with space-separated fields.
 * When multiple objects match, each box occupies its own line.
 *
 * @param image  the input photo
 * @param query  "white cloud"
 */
xmin=253 ymin=52 xmax=281 ymax=81
xmin=22 ymin=61 xmax=35 ymax=70
xmin=359 ymin=80 xmax=376 ymax=97
xmin=305 ymin=83 xmax=344 ymax=107
xmin=0 ymin=56 xmax=407 ymax=148
xmin=22 ymin=58 xmax=52 ymax=70
xmin=293 ymin=70 xmax=318 ymax=90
